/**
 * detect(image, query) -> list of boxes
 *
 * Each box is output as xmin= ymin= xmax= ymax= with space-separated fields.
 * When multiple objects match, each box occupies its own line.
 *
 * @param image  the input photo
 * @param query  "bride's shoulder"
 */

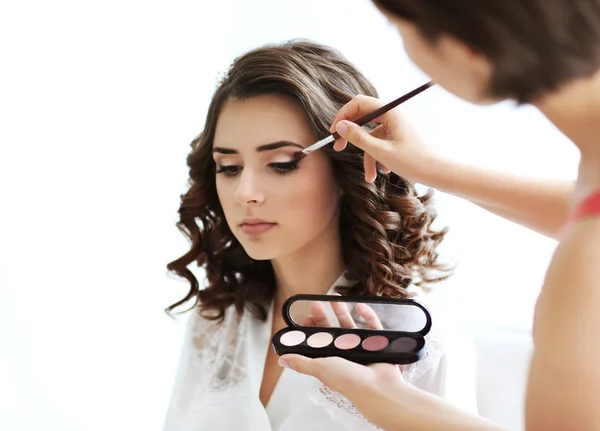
xmin=185 ymin=304 xmax=244 ymax=352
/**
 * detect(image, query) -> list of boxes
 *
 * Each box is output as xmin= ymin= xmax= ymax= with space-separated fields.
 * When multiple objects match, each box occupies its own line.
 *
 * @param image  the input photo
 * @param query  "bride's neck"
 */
xmin=270 ymin=231 xmax=344 ymax=308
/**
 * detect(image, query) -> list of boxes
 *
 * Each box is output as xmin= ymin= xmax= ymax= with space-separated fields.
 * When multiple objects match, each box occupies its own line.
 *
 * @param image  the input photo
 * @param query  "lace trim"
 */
xmin=399 ymin=333 xmax=442 ymax=384
xmin=308 ymin=385 xmax=383 ymax=431
xmin=189 ymin=307 xmax=248 ymax=393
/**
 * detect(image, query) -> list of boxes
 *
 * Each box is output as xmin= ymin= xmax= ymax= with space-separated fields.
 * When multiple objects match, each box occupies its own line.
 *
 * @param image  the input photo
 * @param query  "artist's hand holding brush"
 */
xmin=329 ymin=93 xmax=572 ymax=240
xmin=329 ymin=94 xmax=434 ymax=184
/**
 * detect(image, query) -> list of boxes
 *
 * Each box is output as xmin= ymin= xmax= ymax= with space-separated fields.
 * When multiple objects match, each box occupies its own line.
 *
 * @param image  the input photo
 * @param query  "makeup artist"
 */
xmin=279 ymin=1 xmax=600 ymax=430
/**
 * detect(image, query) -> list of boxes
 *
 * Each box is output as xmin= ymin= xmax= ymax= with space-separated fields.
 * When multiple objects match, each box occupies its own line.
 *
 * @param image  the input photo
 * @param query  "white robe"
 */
xmin=163 ymin=274 xmax=478 ymax=430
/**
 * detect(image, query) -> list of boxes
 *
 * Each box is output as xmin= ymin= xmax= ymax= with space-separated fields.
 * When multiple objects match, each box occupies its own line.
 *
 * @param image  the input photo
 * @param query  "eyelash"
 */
xmin=215 ymin=165 xmax=241 ymax=177
xmin=270 ymin=161 xmax=299 ymax=175
xmin=216 ymin=161 xmax=299 ymax=177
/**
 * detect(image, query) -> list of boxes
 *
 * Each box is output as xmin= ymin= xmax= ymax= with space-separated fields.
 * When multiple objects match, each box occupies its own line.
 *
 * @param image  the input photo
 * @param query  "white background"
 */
xmin=0 ymin=1 xmax=579 ymax=430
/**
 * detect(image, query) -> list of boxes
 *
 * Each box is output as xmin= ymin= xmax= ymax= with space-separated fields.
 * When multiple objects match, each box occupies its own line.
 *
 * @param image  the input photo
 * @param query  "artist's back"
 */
xmin=527 ymin=212 xmax=600 ymax=430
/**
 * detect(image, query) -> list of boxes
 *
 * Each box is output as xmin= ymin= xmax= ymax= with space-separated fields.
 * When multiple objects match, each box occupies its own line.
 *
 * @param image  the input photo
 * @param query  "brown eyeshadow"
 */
xmin=390 ymin=337 xmax=418 ymax=353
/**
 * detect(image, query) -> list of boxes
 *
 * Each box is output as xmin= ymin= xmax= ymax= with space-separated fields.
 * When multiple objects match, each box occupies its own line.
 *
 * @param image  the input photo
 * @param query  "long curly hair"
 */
xmin=167 ymin=40 xmax=452 ymax=321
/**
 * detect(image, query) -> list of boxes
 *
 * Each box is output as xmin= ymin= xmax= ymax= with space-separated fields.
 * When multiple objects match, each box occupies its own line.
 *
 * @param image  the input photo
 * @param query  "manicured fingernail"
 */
xmin=278 ymin=358 xmax=289 ymax=368
xmin=336 ymin=121 xmax=348 ymax=137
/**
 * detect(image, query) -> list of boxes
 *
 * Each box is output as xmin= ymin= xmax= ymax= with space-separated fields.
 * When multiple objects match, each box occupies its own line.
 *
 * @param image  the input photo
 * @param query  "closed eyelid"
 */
xmin=213 ymin=154 xmax=238 ymax=163
xmin=214 ymin=152 xmax=294 ymax=164
xmin=269 ymin=155 xmax=296 ymax=163
xmin=265 ymin=147 xmax=303 ymax=163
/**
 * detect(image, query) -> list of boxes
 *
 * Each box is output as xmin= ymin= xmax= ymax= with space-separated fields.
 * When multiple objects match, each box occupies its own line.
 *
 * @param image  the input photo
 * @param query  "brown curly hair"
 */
xmin=167 ymin=40 xmax=452 ymax=321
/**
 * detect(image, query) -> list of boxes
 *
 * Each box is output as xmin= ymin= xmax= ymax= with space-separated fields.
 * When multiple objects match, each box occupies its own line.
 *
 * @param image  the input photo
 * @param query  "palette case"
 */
xmin=271 ymin=294 xmax=432 ymax=365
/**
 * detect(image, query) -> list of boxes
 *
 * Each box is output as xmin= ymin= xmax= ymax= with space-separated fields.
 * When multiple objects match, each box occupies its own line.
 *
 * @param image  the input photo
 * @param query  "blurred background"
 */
xmin=0 ymin=0 xmax=578 ymax=430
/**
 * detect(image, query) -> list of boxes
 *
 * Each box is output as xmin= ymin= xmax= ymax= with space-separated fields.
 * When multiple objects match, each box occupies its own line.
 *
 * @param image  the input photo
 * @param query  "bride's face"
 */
xmin=213 ymin=94 xmax=342 ymax=260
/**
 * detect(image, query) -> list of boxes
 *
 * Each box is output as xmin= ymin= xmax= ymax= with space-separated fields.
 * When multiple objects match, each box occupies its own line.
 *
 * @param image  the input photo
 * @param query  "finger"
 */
xmin=310 ymin=301 xmax=332 ymax=327
xmin=369 ymin=124 xmax=387 ymax=140
xmin=333 ymin=121 xmax=386 ymax=155
xmin=333 ymin=137 xmax=348 ymax=152
xmin=369 ymin=126 xmax=392 ymax=174
xmin=331 ymin=300 xmax=357 ymax=329
xmin=302 ymin=315 xmax=317 ymax=326
xmin=356 ymin=303 xmax=384 ymax=330
xmin=335 ymin=120 xmax=388 ymax=161
xmin=329 ymin=95 xmax=394 ymax=134
xmin=330 ymin=95 xmax=390 ymax=154
xmin=364 ymin=152 xmax=378 ymax=183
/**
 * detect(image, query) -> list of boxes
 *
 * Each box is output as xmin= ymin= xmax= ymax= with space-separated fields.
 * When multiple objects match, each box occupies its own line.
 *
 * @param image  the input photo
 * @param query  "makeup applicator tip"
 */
xmin=292 ymin=151 xmax=308 ymax=162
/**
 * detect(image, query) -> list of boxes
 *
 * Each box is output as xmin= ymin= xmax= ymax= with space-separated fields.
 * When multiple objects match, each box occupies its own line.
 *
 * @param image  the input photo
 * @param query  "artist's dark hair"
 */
xmin=167 ymin=40 xmax=452 ymax=321
xmin=374 ymin=0 xmax=600 ymax=103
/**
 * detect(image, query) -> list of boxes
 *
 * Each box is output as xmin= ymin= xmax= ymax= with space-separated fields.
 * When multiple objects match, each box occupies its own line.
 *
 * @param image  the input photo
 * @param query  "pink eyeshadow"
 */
xmin=362 ymin=335 xmax=389 ymax=351
xmin=307 ymin=332 xmax=334 ymax=348
xmin=334 ymin=333 xmax=361 ymax=350
xmin=280 ymin=330 xmax=306 ymax=347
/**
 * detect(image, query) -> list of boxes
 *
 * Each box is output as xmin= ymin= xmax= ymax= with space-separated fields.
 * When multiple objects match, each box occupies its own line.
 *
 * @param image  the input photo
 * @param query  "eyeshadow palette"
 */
xmin=272 ymin=294 xmax=432 ymax=365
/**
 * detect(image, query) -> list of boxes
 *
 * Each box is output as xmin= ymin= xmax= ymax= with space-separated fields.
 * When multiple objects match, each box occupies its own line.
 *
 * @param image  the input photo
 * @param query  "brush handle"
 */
xmin=300 ymin=81 xmax=434 ymax=157
xmin=331 ymin=81 xmax=433 ymax=140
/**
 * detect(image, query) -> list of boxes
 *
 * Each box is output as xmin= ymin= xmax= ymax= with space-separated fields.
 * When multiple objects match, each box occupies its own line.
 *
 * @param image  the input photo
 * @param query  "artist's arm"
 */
xmin=405 ymin=155 xmax=572 ymax=240
xmin=329 ymin=95 xmax=573 ymax=239
xmin=363 ymin=378 xmax=505 ymax=431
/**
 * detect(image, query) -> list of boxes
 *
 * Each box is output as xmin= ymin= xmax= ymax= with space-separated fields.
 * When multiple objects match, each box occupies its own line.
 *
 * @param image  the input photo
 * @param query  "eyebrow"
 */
xmin=212 ymin=140 xmax=304 ymax=154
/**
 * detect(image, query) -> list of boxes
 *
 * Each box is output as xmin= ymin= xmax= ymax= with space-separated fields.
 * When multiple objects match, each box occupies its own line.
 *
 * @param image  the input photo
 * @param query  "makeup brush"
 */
xmin=294 ymin=81 xmax=434 ymax=161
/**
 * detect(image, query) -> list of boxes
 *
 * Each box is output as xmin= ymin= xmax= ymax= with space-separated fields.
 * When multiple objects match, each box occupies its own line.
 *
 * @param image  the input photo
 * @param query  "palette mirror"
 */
xmin=287 ymin=298 xmax=428 ymax=333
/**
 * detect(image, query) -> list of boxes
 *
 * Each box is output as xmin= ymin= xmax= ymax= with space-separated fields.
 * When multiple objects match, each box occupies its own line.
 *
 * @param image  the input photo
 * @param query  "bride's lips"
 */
xmin=239 ymin=218 xmax=277 ymax=236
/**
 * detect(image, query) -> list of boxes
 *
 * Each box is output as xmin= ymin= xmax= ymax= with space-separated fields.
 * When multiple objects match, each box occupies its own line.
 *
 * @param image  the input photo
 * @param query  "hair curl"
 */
xmin=167 ymin=40 xmax=452 ymax=321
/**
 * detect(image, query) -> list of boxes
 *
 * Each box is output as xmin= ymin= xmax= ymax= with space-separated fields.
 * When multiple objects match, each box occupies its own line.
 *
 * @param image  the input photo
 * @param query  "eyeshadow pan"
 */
xmin=334 ymin=333 xmax=361 ymax=350
xmin=280 ymin=330 xmax=306 ymax=347
xmin=362 ymin=335 xmax=388 ymax=351
xmin=391 ymin=337 xmax=418 ymax=353
xmin=307 ymin=332 xmax=334 ymax=348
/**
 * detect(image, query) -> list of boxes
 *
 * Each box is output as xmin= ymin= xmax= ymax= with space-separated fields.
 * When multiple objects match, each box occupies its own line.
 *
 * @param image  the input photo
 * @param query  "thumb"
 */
xmin=335 ymin=120 xmax=386 ymax=157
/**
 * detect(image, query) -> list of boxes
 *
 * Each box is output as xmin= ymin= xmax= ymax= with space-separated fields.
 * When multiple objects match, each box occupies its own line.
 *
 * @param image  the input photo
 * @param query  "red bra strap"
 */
xmin=569 ymin=191 xmax=600 ymax=225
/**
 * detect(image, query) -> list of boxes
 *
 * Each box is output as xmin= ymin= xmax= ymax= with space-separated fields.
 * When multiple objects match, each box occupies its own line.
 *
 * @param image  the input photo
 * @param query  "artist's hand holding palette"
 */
xmin=272 ymin=294 xmax=432 ymax=365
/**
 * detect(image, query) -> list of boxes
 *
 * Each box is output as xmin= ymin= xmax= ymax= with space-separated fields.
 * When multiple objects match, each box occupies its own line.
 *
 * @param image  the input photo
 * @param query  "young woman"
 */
xmin=162 ymin=40 xmax=477 ymax=431
xmin=280 ymin=2 xmax=600 ymax=431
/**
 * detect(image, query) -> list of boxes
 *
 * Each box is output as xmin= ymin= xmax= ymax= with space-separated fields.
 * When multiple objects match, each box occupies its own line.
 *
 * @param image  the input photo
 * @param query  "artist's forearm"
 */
xmin=416 ymin=155 xmax=573 ymax=239
xmin=358 ymin=383 xmax=507 ymax=431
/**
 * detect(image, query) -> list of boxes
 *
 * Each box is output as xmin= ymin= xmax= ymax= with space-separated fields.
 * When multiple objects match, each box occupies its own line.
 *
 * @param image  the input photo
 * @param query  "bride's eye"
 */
xmin=216 ymin=165 xmax=242 ymax=177
xmin=269 ymin=161 xmax=299 ymax=175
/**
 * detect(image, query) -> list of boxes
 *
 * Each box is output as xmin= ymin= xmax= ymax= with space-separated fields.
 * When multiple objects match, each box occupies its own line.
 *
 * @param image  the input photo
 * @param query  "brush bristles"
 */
xmin=297 ymin=135 xmax=335 ymax=160
xmin=293 ymin=151 xmax=308 ymax=161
